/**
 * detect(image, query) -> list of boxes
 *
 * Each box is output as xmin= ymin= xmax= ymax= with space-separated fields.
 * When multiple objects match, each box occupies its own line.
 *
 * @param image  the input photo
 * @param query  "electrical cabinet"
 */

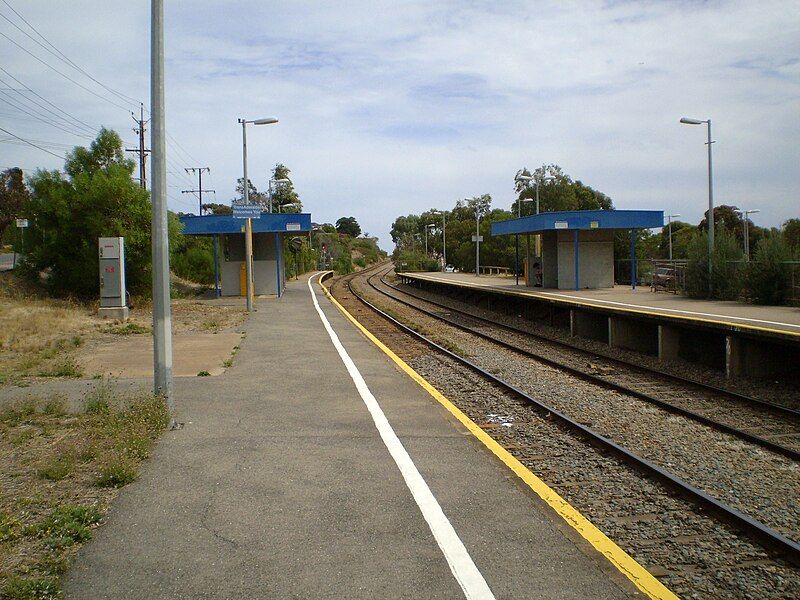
xmin=99 ymin=237 xmax=126 ymax=308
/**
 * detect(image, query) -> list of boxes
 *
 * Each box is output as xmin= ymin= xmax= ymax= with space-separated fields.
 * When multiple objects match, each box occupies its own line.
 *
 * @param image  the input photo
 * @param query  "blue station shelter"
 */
xmin=180 ymin=212 xmax=312 ymax=298
xmin=490 ymin=209 xmax=663 ymax=290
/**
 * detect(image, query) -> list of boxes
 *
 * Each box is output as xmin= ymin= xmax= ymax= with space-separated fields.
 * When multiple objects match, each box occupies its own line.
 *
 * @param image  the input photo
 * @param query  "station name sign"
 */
xmin=233 ymin=204 xmax=262 ymax=219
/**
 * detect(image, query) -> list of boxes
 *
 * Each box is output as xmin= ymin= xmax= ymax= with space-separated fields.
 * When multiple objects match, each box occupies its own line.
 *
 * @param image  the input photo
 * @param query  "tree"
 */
xmin=336 ymin=216 xmax=361 ymax=237
xmin=0 ymin=167 xmax=30 ymax=240
xmin=512 ymin=165 xmax=613 ymax=215
xmin=685 ymin=229 xmax=743 ymax=300
xmin=21 ymin=128 xmax=164 ymax=297
xmin=203 ymin=202 xmax=232 ymax=215
xmin=657 ymin=221 xmax=694 ymax=259
xmin=783 ymin=218 xmax=800 ymax=254
xmin=270 ymin=163 xmax=301 ymax=213
xmin=234 ymin=177 xmax=267 ymax=207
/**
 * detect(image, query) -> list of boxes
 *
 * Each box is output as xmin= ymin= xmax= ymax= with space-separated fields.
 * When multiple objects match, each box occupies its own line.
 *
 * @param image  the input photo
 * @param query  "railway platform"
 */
xmin=398 ymin=271 xmax=800 ymax=380
xmin=63 ymin=273 xmax=658 ymax=599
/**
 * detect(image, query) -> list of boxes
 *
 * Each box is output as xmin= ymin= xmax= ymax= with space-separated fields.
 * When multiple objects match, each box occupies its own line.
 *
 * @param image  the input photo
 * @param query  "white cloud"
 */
xmin=1 ymin=0 xmax=798 ymax=249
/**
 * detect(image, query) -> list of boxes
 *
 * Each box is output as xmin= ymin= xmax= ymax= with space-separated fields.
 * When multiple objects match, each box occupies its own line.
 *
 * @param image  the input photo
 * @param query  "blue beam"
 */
xmin=491 ymin=209 xmax=664 ymax=236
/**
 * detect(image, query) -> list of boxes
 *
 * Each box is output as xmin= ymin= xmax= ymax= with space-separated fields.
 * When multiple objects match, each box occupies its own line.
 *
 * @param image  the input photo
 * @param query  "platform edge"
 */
xmin=319 ymin=273 xmax=678 ymax=600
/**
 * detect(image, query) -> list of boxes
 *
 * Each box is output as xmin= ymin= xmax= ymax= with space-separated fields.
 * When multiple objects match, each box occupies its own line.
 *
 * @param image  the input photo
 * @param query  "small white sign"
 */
xmin=471 ymin=235 xmax=484 ymax=242
xmin=286 ymin=222 xmax=301 ymax=231
xmin=554 ymin=221 xmax=569 ymax=229
xmin=15 ymin=218 xmax=28 ymax=228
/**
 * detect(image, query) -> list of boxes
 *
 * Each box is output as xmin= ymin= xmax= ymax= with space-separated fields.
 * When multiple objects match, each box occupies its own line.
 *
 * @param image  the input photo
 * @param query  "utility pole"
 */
xmin=125 ymin=103 xmax=150 ymax=189
xmin=182 ymin=167 xmax=214 ymax=215
xmin=151 ymin=0 xmax=173 ymax=411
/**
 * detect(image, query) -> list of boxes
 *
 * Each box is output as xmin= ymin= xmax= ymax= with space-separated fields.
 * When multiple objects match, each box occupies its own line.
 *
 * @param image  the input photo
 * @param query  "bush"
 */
xmin=744 ymin=234 xmax=792 ymax=305
xmin=20 ymin=130 xmax=185 ymax=298
xmin=171 ymin=235 xmax=214 ymax=284
xmin=685 ymin=230 xmax=743 ymax=300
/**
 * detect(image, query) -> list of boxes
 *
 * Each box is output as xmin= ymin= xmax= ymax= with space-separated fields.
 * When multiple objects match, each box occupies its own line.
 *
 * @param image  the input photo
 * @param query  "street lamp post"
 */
xmin=736 ymin=208 xmax=760 ymax=260
xmin=432 ymin=210 xmax=446 ymax=271
xmin=475 ymin=207 xmax=480 ymax=276
xmin=680 ymin=117 xmax=715 ymax=292
xmin=666 ymin=213 xmax=681 ymax=261
xmin=425 ymin=223 xmax=435 ymax=257
xmin=239 ymin=116 xmax=278 ymax=312
xmin=515 ymin=174 xmax=553 ymax=283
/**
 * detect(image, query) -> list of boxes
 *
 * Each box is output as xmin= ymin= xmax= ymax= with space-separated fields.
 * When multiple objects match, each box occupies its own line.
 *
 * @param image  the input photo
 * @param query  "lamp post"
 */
xmin=680 ymin=117 xmax=714 ymax=292
xmin=470 ymin=201 xmax=481 ymax=276
xmin=666 ymin=213 xmax=681 ymax=261
xmin=736 ymin=208 xmax=760 ymax=261
xmin=515 ymin=173 xmax=554 ymax=282
xmin=239 ymin=116 xmax=278 ymax=312
xmin=425 ymin=223 xmax=435 ymax=257
xmin=431 ymin=210 xmax=446 ymax=271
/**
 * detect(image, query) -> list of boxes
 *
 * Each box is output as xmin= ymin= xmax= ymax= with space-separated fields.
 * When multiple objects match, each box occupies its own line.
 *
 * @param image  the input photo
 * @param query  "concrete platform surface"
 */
xmin=62 ymin=273 xmax=636 ymax=599
xmin=79 ymin=332 xmax=243 ymax=378
xmin=402 ymin=271 xmax=800 ymax=336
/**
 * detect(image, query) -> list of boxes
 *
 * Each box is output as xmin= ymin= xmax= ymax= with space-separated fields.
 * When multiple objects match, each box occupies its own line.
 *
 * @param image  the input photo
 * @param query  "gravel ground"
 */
xmin=357 ymin=275 xmax=800 ymax=544
xmin=331 ymin=270 xmax=800 ymax=598
xmin=383 ymin=274 xmax=800 ymax=454
xmin=389 ymin=273 xmax=800 ymax=410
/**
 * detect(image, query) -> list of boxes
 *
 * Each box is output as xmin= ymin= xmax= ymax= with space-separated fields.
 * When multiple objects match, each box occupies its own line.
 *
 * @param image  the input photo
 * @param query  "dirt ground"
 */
xmin=0 ymin=272 xmax=247 ymax=388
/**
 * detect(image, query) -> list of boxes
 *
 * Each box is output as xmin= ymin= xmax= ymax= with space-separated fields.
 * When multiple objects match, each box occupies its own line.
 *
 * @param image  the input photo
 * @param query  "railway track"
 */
xmin=373 ymin=267 xmax=800 ymax=459
xmin=324 ymin=264 xmax=800 ymax=597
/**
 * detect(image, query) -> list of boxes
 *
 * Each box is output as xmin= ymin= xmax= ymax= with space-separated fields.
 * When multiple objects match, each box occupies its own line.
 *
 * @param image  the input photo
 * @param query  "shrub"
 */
xmin=685 ymin=230 xmax=743 ymax=300
xmin=171 ymin=236 xmax=215 ymax=284
xmin=744 ymin=234 xmax=792 ymax=305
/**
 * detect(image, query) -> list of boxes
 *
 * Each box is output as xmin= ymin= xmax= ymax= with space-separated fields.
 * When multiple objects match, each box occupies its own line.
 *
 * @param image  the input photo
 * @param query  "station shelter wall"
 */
xmin=220 ymin=232 xmax=282 ymax=296
xmin=540 ymin=229 xmax=614 ymax=289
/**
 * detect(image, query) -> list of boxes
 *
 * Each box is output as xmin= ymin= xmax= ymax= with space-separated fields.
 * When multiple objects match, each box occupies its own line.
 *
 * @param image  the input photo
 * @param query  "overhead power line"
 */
xmin=0 ymin=125 xmax=65 ymax=159
xmin=0 ymin=0 xmax=142 ymax=108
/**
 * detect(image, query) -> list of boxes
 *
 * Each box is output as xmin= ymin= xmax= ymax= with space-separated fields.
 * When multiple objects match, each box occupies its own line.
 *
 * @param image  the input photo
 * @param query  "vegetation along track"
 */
xmin=326 ymin=263 xmax=800 ymax=598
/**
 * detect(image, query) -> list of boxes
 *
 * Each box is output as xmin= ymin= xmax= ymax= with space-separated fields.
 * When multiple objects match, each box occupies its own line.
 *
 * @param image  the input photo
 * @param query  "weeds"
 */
xmin=101 ymin=322 xmax=150 ymax=336
xmin=0 ymin=390 xmax=170 ymax=597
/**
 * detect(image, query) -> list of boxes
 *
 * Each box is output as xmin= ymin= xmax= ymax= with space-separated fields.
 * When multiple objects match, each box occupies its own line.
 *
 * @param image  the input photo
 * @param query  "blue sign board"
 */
xmin=233 ymin=204 xmax=262 ymax=219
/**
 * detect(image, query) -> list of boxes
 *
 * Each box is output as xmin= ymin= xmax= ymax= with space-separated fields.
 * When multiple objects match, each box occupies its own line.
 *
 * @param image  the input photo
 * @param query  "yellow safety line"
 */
xmin=318 ymin=273 xmax=678 ymax=600
xmin=400 ymin=272 xmax=800 ymax=339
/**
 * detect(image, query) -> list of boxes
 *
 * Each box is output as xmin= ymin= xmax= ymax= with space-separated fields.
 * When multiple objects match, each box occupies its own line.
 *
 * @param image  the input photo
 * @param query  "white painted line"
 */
xmin=413 ymin=274 xmax=800 ymax=330
xmin=308 ymin=275 xmax=495 ymax=600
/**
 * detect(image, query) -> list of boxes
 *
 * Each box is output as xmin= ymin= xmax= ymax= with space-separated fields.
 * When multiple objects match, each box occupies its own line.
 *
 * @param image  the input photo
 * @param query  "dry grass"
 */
xmin=0 ymin=386 xmax=169 ymax=598
xmin=1 ymin=272 xmax=246 ymax=385
xmin=0 ymin=296 xmax=94 ymax=385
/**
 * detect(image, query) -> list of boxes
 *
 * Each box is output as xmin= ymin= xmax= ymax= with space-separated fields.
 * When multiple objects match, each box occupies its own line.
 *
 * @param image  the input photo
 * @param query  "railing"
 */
xmin=478 ymin=265 xmax=512 ymax=276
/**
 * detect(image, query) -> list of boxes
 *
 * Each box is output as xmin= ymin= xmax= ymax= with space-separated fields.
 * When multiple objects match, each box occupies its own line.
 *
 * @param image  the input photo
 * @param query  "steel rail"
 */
xmin=366 ymin=269 xmax=800 ymax=461
xmin=331 ymin=269 xmax=800 ymax=566
xmin=387 ymin=270 xmax=800 ymax=419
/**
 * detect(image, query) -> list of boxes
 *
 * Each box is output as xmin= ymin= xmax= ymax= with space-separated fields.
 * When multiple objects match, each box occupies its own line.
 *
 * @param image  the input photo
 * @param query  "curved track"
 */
xmin=373 ymin=267 xmax=800 ymax=459
xmin=326 ymin=264 xmax=800 ymax=570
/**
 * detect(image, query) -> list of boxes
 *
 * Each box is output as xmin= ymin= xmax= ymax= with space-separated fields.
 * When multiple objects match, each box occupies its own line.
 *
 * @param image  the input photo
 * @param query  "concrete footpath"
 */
xmin=64 ymin=274 xmax=636 ymax=599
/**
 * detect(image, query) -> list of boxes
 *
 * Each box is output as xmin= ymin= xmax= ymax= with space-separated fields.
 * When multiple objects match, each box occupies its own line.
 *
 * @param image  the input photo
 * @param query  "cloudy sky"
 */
xmin=2 ymin=1 xmax=798 ymax=249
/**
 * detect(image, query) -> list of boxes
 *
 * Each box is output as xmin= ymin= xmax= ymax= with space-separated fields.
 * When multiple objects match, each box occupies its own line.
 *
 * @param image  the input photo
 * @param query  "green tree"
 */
xmin=336 ymin=216 xmax=361 ymax=237
xmin=203 ymin=202 xmax=232 ymax=215
xmin=234 ymin=177 xmax=267 ymax=207
xmin=21 ymin=129 xmax=160 ymax=297
xmin=512 ymin=165 xmax=613 ymax=215
xmin=270 ymin=163 xmax=301 ymax=213
xmin=0 ymin=167 xmax=30 ymax=241
xmin=783 ymin=218 xmax=800 ymax=254
xmin=658 ymin=221 xmax=694 ymax=259
xmin=744 ymin=234 xmax=792 ymax=305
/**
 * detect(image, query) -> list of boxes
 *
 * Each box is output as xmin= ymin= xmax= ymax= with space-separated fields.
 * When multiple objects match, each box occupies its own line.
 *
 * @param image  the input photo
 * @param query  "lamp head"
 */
xmin=253 ymin=117 xmax=279 ymax=125
xmin=515 ymin=175 xmax=534 ymax=182
xmin=680 ymin=117 xmax=704 ymax=125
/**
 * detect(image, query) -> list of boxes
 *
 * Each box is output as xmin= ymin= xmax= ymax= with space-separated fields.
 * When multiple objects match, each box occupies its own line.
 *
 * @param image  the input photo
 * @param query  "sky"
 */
xmin=1 ymin=0 xmax=798 ymax=250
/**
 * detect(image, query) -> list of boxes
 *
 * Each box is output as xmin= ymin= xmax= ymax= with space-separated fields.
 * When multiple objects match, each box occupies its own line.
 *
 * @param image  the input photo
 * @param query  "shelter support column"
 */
xmin=630 ymin=229 xmax=637 ymax=290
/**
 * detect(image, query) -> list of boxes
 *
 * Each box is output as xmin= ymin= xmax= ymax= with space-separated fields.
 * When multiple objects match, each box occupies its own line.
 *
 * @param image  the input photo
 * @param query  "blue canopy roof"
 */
xmin=490 ymin=209 xmax=663 ymax=236
xmin=180 ymin=213 xmax=312 ymax=235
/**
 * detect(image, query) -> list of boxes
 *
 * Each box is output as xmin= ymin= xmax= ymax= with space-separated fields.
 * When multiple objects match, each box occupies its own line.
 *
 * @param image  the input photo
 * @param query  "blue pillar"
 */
xmin=630 ymin=229 xmax=637 ymax=290
xmin=574 ymin=229 xmax=580 ymax=291
xmin=212 ymin=235 xmax=220 ymax=298
xmin=275 ymin=234 xmax=283 ymax=298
